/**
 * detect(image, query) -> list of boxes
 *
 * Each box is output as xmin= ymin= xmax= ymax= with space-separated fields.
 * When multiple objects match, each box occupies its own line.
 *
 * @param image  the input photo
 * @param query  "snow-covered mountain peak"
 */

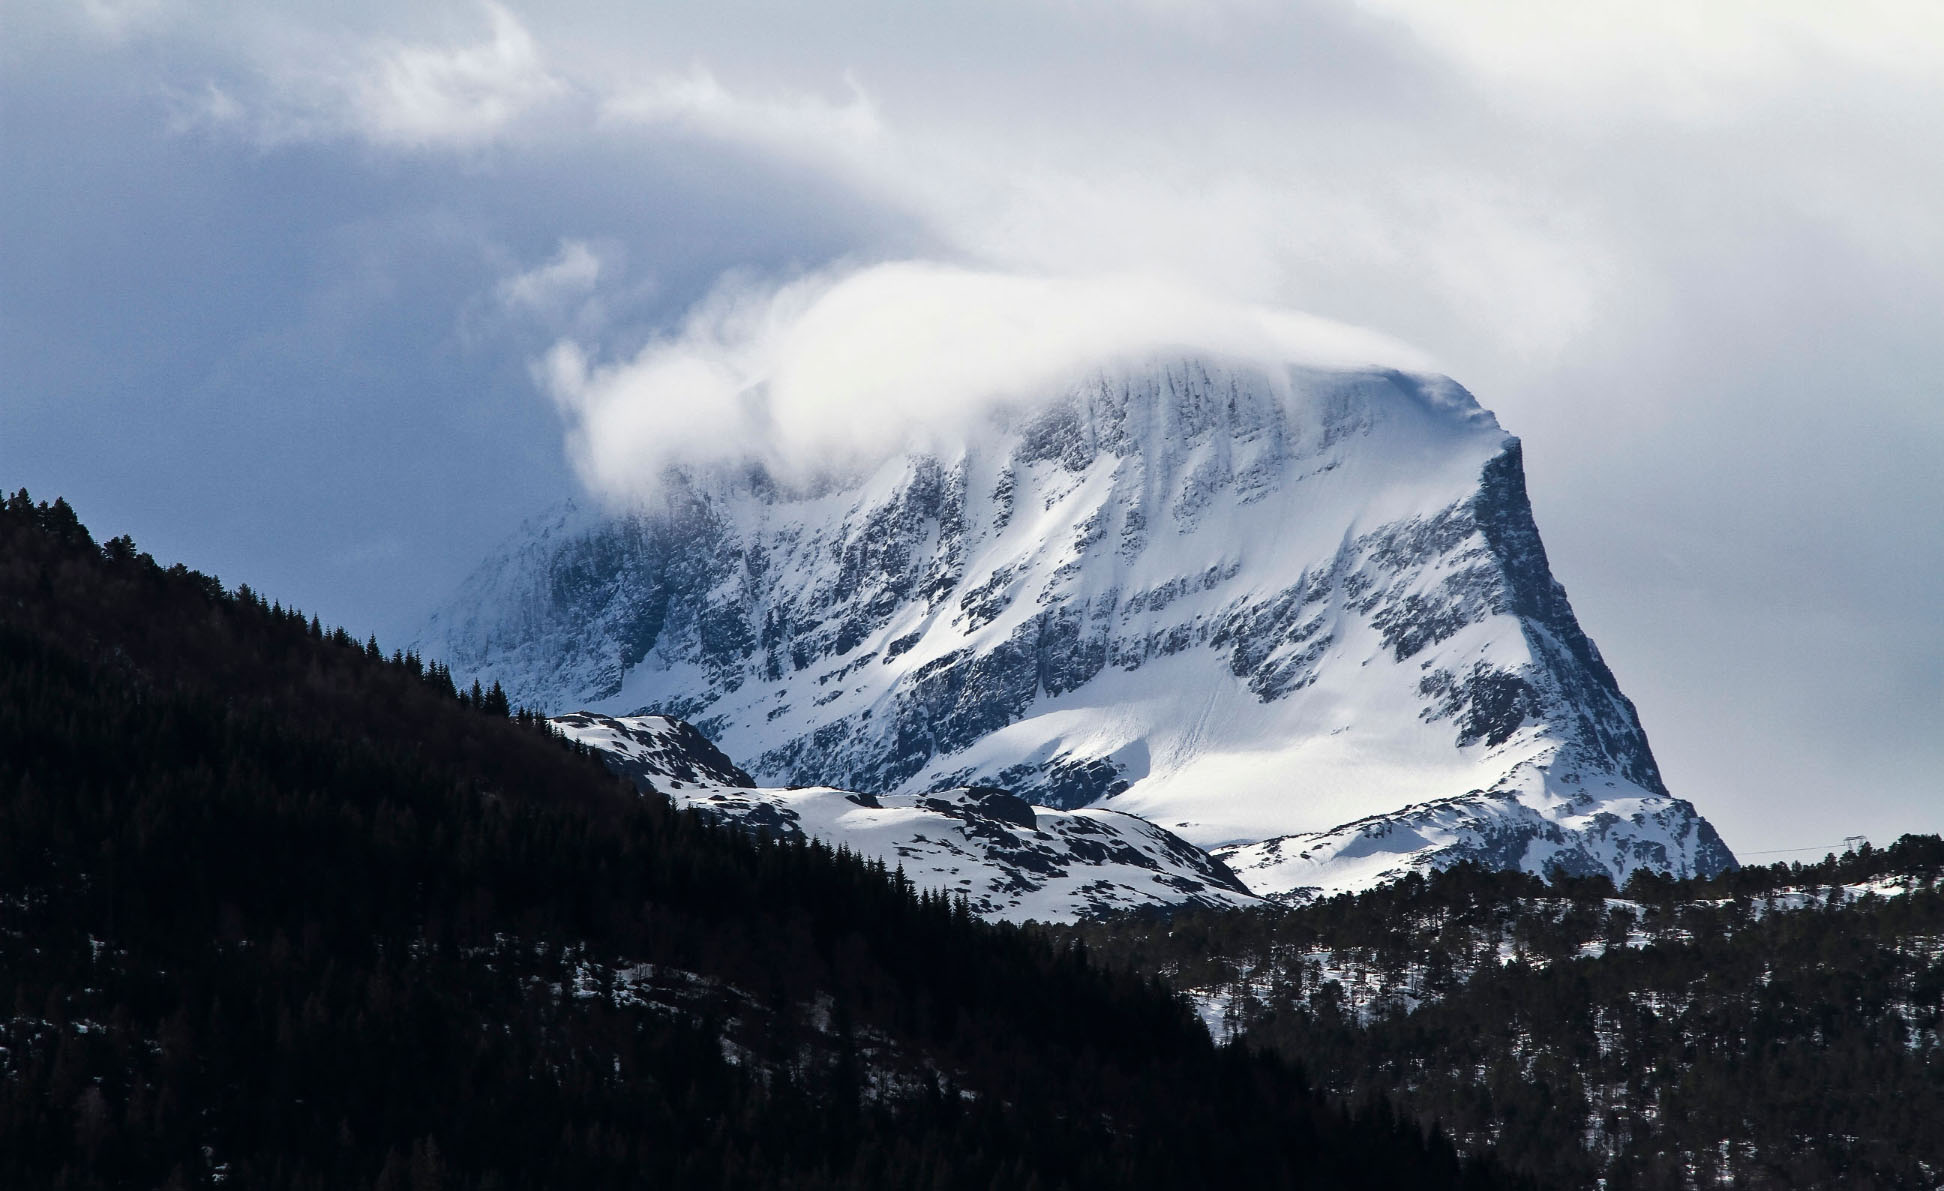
xmin=422 ymin=356 xmax=1733 ymax=896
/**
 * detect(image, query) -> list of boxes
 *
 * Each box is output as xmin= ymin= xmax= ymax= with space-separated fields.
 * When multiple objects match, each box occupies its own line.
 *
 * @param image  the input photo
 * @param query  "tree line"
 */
xmin=0 ymin=488 xmax=1527 ymax=1190
xmin=1056 ymin=841 xmax=1944 ymax=1190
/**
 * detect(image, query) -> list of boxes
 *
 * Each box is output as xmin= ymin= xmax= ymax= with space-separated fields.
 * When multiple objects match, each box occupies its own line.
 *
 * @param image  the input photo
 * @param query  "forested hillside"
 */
xmin=1059 ymin=841 xmax=1944 ymax=1190
xmin=0 ymin=488 xmax=1528 ymax=1189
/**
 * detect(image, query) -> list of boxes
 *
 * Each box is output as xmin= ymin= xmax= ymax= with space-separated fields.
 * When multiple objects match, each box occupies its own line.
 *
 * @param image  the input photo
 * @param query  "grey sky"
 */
xmin=4 ymin=1 xmax=1939 ymax=855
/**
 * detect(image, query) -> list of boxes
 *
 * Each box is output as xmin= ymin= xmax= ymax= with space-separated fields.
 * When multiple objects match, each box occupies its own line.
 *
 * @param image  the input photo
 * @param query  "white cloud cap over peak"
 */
xmin=541 ymin=261 xmax=1433 ymax=504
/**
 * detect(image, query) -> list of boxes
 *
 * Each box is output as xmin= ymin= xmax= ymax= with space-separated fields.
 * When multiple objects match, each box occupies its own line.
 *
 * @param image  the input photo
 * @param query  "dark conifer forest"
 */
xmin=0 ymin=489 xmax=1524 ymax=1189
xmin=1056 ymin=842 xmax=1944 ymax=1190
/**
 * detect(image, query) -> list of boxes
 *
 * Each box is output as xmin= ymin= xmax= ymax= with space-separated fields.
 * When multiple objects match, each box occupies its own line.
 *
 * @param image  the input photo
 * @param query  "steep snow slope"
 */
xmin=423 ymin=358 xmax=1733 ymax=895
xmin=553 ymin=712 xmax=1261 ymax=923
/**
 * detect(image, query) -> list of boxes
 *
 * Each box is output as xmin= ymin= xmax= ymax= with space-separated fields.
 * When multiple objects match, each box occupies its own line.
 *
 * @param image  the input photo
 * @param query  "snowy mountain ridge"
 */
xmin=422 ymin=356 xmax=1734 ymax=896
xmin=553 ymin=711 xmax=1262 ymax=923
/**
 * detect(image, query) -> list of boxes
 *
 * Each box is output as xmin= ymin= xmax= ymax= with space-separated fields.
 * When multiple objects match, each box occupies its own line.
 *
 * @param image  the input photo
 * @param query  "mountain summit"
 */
xmin=421 ymin=357 xmax=1733 ymax=896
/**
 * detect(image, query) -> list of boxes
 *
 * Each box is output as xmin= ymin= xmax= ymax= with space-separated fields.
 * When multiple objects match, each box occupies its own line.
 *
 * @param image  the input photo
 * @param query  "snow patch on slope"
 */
xmin=554 ymin=712 xmax=1262 ymax=924
xmin=1219 ymin=763 xmax=1732 ymax=900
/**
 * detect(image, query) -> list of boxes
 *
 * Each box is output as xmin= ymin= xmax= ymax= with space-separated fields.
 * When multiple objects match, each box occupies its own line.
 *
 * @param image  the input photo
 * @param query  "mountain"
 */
xmin=0 ymin=488 xmax=1518 ymax=1190
xmin=552 ymin=711 xmax=1262 ymax=922
xmin=421 ymin=357 xmax=1734 ymax=896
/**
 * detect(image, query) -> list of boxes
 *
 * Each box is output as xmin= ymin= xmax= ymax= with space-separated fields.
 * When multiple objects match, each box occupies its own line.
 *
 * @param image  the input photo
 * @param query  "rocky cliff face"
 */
xmin=421 ymin=358 xmax=1733 ymax=895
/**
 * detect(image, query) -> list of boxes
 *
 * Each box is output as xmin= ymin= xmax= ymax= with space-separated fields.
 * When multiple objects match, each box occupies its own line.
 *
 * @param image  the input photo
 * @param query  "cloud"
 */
xmin=602 ymin=64 xmax=882 ymax=165
xmin=1356 ymin=0 xmax=1944 ymax=118
xmin=166 ymin=2 xmax=563 ymax=149
xmin=349 ymin=2 xmax=561 ymax=148
xmin=580 ymin=53 xmax=1621 ymax=368
xmin=497 ymin=239 xmax=604 ymax=311
xmin=125 ymin=6 xmax=1626 ymax=365
xmin=76 ymin=0 xmax=173 ymax=41
xmin=540 ymin=261 xmax=1430 ymax=503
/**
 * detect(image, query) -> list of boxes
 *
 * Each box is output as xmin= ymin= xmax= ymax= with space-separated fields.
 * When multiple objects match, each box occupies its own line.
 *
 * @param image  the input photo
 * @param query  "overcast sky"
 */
xmin=4 ymin=0 xmax=1939 ymax=856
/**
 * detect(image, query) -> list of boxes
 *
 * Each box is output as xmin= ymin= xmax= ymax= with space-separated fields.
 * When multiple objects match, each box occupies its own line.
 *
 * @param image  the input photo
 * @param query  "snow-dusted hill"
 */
xmin=553 ymin=711 xmax=1261 ymax=923
xmin=422 ymin=357 xmax=1734 ymax=896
